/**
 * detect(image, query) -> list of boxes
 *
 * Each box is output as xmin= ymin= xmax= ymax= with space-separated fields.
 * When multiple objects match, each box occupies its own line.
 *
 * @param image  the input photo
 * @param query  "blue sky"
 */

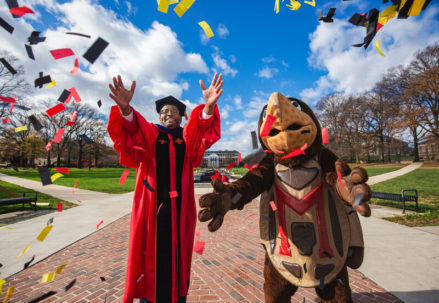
xmin=1 ymin=0 xmax=439 ymax=156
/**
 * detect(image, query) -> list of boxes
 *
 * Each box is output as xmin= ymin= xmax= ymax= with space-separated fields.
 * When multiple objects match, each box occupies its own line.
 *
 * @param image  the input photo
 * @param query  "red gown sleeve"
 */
xmin=183 ymin=104 xmax=221 ymax=167
xmin=107 ymin=105 xmax=156 ymax=168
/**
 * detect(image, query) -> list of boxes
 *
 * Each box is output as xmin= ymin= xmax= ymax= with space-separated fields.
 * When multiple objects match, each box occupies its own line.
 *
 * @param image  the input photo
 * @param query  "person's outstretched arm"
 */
xmin=107 ymin=75 xmax=155 ymax=168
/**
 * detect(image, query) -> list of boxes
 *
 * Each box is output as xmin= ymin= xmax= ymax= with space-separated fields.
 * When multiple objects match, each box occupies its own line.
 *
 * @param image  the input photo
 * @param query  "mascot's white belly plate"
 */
xmin=259 ymin=159 xmax=351 ymax=288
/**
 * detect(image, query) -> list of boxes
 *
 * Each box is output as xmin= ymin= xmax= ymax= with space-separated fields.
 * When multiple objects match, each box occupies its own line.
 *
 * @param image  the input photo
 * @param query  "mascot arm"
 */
xmin=321 ymin=147 xmax=372 ymax=217
xmin=198 ymin=155 xmax=274 ymax=232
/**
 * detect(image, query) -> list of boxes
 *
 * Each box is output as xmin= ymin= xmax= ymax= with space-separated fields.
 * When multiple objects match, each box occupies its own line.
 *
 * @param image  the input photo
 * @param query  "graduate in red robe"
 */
xmin=107 ymin=73 xmax=223 ymax=303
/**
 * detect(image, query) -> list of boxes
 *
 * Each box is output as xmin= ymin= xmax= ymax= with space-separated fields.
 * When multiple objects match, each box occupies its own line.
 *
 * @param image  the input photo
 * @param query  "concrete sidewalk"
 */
xmin=367 ymin=162 xmax=424 ymax=185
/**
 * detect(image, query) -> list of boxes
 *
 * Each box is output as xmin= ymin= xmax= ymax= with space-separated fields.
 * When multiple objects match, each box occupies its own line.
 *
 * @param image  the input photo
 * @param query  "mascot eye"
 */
xmin=262 ymin=109 xmax=267 ymax=119
xmin=291 ymin=100 xmax=302 ymax=110
xmin=269 ymin=129 xmax=280 ymax=136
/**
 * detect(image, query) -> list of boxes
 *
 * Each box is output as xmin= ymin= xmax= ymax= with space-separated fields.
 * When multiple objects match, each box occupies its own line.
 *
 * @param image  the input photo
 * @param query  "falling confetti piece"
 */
xmin=270 ymin=201 xmax=277 ymax=211
xmin=321 ymin=128 xmax=329 ymax=144
xmin=260 ymin=114 xmax=277 ymax=137
xmin=17 ymin=242 xmax=31 ymax=257
xmin=195 ymin=230 xmax=201 ymax=237
xmin=96 ymin=219 xmax=104 ymax=229
xmin=226 ymin=161 xmax=236 ymax=170
xmin=41 ymin=272 xmax=55 ymax=283
xmin=36 ymin=225 xmax=53 ymax=242
xmin=337 ymin=170 xmax=343 ymax=190
xmin=119 ymin=169 xmax=130 ymax=185
xmin=169 ymin=191 xmax=178 ymax=198
xmin=157 ymin=203 xmax=164 ymax=215
xmin=193 ymin=241 xmax=205 ymax=255
xmin=198 ymin=21 xmax=214 ymax=38
xmin=376 ymin=39 xmax=386 ymax=56
xmin=51 ymin=172 xmax=64 ymax=182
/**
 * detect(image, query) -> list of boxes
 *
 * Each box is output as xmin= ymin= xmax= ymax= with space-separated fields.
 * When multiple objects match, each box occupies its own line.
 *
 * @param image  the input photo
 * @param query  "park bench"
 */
xmin=0 ymin=192 xmax=38 ymax=211
xmin=371 ymin=189 xmax=418 ymax=214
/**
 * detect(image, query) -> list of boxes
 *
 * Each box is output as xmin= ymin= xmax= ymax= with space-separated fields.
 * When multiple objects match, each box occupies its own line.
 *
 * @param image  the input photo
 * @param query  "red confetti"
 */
xmin=322 ymin=128 xmax=329 ymax=144
xmin=337 ymin=170 xmax=343 ymax=190
xmin=132 ymin=145 xmax=145 ymax=152
xmin=2 ymin=117 xmax=10 ymax=124
xmin=193 ymin=241 xmax=205 ymax=255
xmin=119 ymin=169 xmax=130 ymax=185
xmin=70 ymin=57 xmax=79 ymax=75
xmin=57 ymin=203 xmax=62 ymax=212
xmin=251 ymin=163 xmax=259 ymax=170
xmin=169 ymin=191 xmax=178 ymax=199
xmin=65 ymin=88 xmax=81 ymax=103
xmin=9 ymin=6 xmax=34 ymax=17
xmin=65 ymin=120 xmax=75 ymax=126
xmin=263 ymin=150 xmax=273 ymax=153
xmin=50 ymin=48 xmax=75 ymax=60
xmin=0 ymin=96 xmax=16 ymax=103
xmin=270 ymin=201 xmax=277 ymax=211
xmin=9 ymin=102 xmax=14 ymax=112
xmin=274 ymin=150 xmax=285 ymax=154
xmin=45 ymin=141 xmax=52 ymax=151
xmin=72 ymin=180 xmax=78 ymax=194
xmin=46 ymin=103 xmax=66 ymax=117
xmin=238 ymin=153 xmax=241 ymax=163
xmin=226 ymin=161 xmax=236 ymax=170
xmin=260 ymin=114 xmax=277 ymax=137
xmin=70 ymin=111 xmax=77 ymax=121
xmin=281 ymin=143 xmax=308 ymax=159
xmin=210 ymin=171 xmax=221 ymax=180
xmin=96 ymin=219 xmax=104 ymax=229
xmin=195 ymin=230 xmax=201 ymax=238
xmin=55 ymin=167 xmax=69 ymax=174
xmin=156 ymin=203 xmax=164 ymax=215
xmin=52 ymin=128 xmax=65 ymax=143
xmin=244 ymin=163 xmax=252 ymax=170
xmin=245 ymin=213 xmax=256 ymax=220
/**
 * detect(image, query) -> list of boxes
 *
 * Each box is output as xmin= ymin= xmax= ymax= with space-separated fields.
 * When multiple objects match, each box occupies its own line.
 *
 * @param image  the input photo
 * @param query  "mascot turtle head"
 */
xmin=258 ymin=92 xmax=322 ymax=166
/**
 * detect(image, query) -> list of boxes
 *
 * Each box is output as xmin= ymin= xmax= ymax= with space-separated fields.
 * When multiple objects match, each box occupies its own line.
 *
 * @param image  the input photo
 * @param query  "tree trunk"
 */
xmin=47 ymin=150 xmax=51 ymax=167
xmin=88 ymin=151 xmax=92 ymax=171
xmin=67 ymin=145 xmax=72 ymax=167
xmin=380 ymin=135 xmax=385 ymax=163
xmin=412 ymin=127 xmax=420 ymax=162
xmin=57 ymin=145 xmax=61 ymax=167
xmin=387 ymin=141 xmax=392 ymax=162
xmin=77 ymin=143 xmax=83 ymax=168
xmin=94 ymin=145 xmax=99 ymax=167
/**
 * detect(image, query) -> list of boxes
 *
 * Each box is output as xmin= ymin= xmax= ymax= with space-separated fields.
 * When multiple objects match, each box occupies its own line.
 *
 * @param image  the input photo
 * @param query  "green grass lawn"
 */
xmin=0 ymin=180 xmax=76 ymax=215
xmin=0 ymin=168 xmax=136 ymax=194
xmin=370 ymin=168 xmax=439 ymax=226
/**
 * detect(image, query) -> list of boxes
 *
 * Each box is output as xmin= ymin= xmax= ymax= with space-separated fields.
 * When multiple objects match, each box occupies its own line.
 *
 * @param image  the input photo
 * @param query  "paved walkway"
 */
xmin=0 ymin=162 xmax=438 ymax=302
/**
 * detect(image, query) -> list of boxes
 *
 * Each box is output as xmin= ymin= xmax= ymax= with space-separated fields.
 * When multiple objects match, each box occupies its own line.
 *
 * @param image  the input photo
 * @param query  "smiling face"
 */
xmin=159 ymin=105 xmax=182 ymax=129
xmin=259 ymin=92 xmax=318 ymax=156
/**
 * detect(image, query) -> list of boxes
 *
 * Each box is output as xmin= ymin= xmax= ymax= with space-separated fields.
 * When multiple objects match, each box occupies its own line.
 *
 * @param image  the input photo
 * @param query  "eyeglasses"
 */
xmin=160 ymin=109 xmax=180 ymax=115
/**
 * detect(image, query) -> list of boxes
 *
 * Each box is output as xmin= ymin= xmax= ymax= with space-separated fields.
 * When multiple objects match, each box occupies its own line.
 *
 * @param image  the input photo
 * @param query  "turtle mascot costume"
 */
xmin=198 ymin=92 xmax=372 ymax=302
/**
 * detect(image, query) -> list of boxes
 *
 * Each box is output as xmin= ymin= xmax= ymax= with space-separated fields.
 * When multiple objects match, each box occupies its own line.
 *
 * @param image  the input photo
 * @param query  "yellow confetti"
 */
xmin=17 ymin=242 xmax=31 ymax=258
xmin=45 ymin=80 xmax=57 ymax=89
xmin=41 ymin=272 xmax=56 ymax=283
xmin=174 ymin=0 xmax=195 ymax=18
xmin=55 ymin=264 xmax=67 ymax=274
xmin=36 ymin=225 xmax=53 ymax=242
xmin=157 ymin=0 xmax=169 ymax=13
xmin=0 ymin=279 xmax=5 ymax=296
xmin=408 ymin=0 xmax=427 ymax=17
xmin=378 ymin=5 xmax=398 ymax=26
xmin=198 ymin=21 xmax=214 ymax=38
xmin=51 ymin=172 xmax=64 ymax=183
xmin=286 ymin=0 xmax=301 ymax=11
xmin=157 ymin=0 xmax=178 ymax=4
xmin=376 ymin=40 xmax=386 ymax=57
xmin=304 ymin=0 xmax=315 ymax=7
xmin=0 ymin=226 xmax=13 ymax=229
xmin=2 ymin=286 xmax=14 ymax=303
xmin=14 ymin=126 xmax=28 ymax=133
xmin=274 ymin=0 xmax=279 ymax=14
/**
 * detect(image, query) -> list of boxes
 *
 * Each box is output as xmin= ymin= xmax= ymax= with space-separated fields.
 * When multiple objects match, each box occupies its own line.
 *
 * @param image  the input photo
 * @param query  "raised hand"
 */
xmin=198 ymin=178 xmax=233 ymax=232
xmin=199 ymin=73 xmax=224 ymax=115
xmin=334 ymin=159 xmax=371 ymax=217
xmin=108 ymin=75 xmax=136 ymax=115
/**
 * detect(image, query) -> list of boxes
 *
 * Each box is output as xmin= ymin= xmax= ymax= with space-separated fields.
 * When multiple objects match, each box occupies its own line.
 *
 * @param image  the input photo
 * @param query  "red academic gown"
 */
xmin=107 ymin=104 xmax=220 ymax=303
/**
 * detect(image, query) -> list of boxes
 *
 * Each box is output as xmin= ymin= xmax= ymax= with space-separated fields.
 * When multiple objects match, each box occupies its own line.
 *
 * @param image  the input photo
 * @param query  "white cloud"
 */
xmin=0 ymin=0 xmax=209 ymax=124
xmin=262 ymin=56 xmax=276 ymax=63
xmin=257 ymin=66 xmax=279 ymax=79
xmin=233 ymin=95 xmax=243 ymax=109
xmin=229 ymin=55 xmax=237 ymax=63
xmin=244 ymin=90 xmax=270 ymax=118
xmin=217 ymin=24 xmax=229 ymax=39
xmin=301 ymin=6 xmax=439 ymax=104
xmin=212 ymin=52 xmax=238 ymax=77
